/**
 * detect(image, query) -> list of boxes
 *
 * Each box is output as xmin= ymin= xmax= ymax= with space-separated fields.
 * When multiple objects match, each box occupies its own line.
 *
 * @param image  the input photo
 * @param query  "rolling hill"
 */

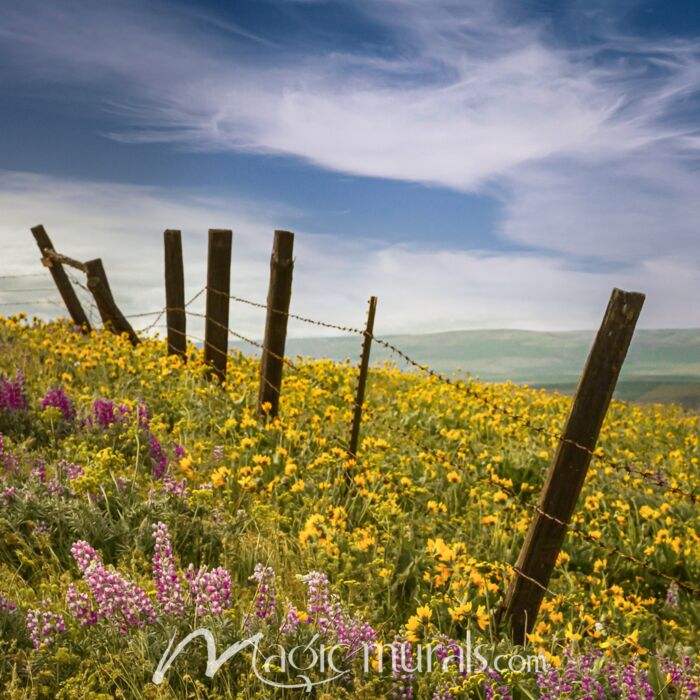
xmin=234 ymin=328 xmax=700 ymax=409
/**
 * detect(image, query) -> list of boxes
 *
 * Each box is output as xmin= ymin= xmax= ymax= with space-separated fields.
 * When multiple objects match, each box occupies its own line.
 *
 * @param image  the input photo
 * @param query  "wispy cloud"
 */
xmin=4 ymin=0 xmax=698 ymax=188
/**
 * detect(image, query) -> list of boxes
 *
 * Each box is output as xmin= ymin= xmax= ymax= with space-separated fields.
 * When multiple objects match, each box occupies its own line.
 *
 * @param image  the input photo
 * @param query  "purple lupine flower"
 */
xmin=149 ymin=433 xmax=168 ymax=480
xmin=70 ymin=540 xmax=102 ymax=573
xmin=482 ymin=669 xmax=505 ymax=700
xmin=391 ymin=635 xmax=415 ymax=700
xmin=26 ymin=606 xmax=66 ymax=650
xmin=57 ymin=459 xmax=84 ymax=492
xmin=279 ymin=603 xmax=302 ymax=636
xmin=41 ymin=386 xmax=76 ymax=421
xmin=0 ymin=592 xmax=16 ymax=613
xmin=46 ymin=478 xmax=66 ymax=496
xmin=92 ymin=399 xmax=118 ymax=429
xmin=332 ymin=605 xmax=376 ymax=659
xmin=174 ymin=444 xmax=186 ymax=460
xmin=431 ymin=690 xmax=456 ymax=700
xmin=185 ymin=564 xmax=232 ymax=616
xmin=535 ymin=648 xmax=680 ymax=700
xmin=137 ymin=401 xmax=151 ymax=430
xmin=65 ymin=583 xmax=98 ymax=627
xmin=246 ymin=563 xmax=277 ymax=627
xmin=302 ymin=571 xmax=332 ymax=632
xmin=152 ymin=522 xmax=185 ymax=618
xmin=299 ymin=570 xmax=375 ymax=660
xmin=662 ymin=657 xmax=700 ymax=697
xmin=70 ymin=543 xmax=157 ymax=633
xmin=161 ymin=475 xmax=189 ymax=498
xmin=91 ymin=399 xmax=132 ymax=430
xmin=30 ymin=459 xmax=46 ymax=483
xmin=0 ymin=370 xmax=28 ymax=411
xmin=85 ymin=565 xmax=156 ymax=632
xmin=431 ymin=636 xmax=465 ymax=678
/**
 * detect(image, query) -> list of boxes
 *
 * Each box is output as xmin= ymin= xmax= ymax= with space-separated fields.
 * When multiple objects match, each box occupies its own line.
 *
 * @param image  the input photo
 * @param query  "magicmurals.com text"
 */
xmin=152 ymin=629 xmax=550 ymax=691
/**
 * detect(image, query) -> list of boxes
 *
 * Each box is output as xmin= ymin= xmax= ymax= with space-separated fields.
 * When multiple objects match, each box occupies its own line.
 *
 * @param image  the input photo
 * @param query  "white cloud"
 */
xmin=501 ymin=153 xmax=700 ymax=262
xmin=2 ymin=0 xmax=695 ymax=191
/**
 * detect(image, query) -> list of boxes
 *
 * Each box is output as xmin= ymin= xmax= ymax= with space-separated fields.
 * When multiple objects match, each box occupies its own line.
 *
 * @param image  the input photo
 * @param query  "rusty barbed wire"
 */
xmin=136 ymin=287 xmax=208 ymax=334
xmin=207 ymin=286 xmax=365 ymax=336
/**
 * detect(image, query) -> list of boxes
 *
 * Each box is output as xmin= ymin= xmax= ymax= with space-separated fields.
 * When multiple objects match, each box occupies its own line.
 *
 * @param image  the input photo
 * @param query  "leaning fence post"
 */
xmin=257 ymin=230 xmax=294 ymax=418
xmin=30 ymin=225 xmax=91 ymax=331
xmin=204 ymin=229 xmax=232 ymax=382
xmin=501 ymin=287 xmax=645 ymax=643
xmin=84 ymin=258 xmax=140 ymax=345
xmin=163 ymin=230 xmax=186 ymax=360
xmin=348 ymin=296 xmax=378 ymax=459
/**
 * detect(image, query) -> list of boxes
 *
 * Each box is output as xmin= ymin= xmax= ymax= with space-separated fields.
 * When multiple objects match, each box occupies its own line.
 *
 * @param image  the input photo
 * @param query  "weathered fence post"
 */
xmin=348 ymin=296 xmax=378 ymax=459
xmin=501 ymin=287 xmax=645 ymax=643
xmin=163 ymin=230 xmax=186 ymax=359
xmin=204 ymin=229 xmax=232 ymax=382
xmin=258 ymin=230 xmax=294 ymax=418
xmin=30 ymin=225 xmax=91 ymax=331
xmin=85 ymin=258 xmax=140 ymax=345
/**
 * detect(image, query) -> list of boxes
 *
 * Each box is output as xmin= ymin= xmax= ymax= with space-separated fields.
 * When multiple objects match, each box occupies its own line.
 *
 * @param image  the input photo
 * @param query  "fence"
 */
xmin=0 ymin=223 xmax=697 ymax=646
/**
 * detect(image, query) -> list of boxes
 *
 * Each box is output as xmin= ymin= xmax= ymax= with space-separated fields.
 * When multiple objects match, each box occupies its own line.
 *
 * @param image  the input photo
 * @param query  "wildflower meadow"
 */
xmin=0 ymin=314 xmax=699 ymax=698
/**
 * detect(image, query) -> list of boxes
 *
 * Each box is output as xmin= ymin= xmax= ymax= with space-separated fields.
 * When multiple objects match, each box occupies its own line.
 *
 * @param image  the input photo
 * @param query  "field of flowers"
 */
xmin=0 ymin=314 xmax=699 ymax=699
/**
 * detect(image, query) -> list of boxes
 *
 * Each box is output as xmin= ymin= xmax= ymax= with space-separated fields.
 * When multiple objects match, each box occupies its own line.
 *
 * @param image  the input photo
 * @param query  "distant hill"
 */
xmin=232 ymin=328 xmax=700 ymax=409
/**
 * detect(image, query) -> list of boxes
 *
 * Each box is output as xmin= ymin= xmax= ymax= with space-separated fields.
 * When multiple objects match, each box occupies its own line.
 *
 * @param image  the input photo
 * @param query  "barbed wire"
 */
xmin=137 ymin=287 xmax=207 ymax=334
xmin=207 ymin=286 xmax=365 ymax=336
xmin=183 ymin=309 xmax=369 ymax=419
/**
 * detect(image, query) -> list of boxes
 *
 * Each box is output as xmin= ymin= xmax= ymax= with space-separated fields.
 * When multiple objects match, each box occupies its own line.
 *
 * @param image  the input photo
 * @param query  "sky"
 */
xmin=1 ymin=0 xmax=700 ymax=338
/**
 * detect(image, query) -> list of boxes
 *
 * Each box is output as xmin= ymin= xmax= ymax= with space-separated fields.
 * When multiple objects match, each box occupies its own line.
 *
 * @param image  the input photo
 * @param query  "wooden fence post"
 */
xmin=348 ymin=296 xmax=378 ymax=459
xmin=501 ymin=287 xmax=645 ymax=643
xmin=163 ymin=230 xmax=186 ymax=359
xmin=204 ymin=229 xmax=232 ymax=382
xmin=84 ymin=258 xmax=140 ymax=346
xmin=30 ymin=225 xmax=91 ymax=331
xmin=258 ymin=230 xmax=294 ymax=418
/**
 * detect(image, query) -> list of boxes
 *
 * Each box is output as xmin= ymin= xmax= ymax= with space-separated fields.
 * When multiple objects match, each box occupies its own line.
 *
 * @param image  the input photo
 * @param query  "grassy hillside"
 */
xmin=1 ymin=317 xmax=699 ymax=698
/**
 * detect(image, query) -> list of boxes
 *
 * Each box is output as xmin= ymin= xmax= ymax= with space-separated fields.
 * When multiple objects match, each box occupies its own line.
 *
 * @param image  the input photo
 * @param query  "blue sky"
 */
xmin=1 ymin=0 xmax=700 ymax=335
